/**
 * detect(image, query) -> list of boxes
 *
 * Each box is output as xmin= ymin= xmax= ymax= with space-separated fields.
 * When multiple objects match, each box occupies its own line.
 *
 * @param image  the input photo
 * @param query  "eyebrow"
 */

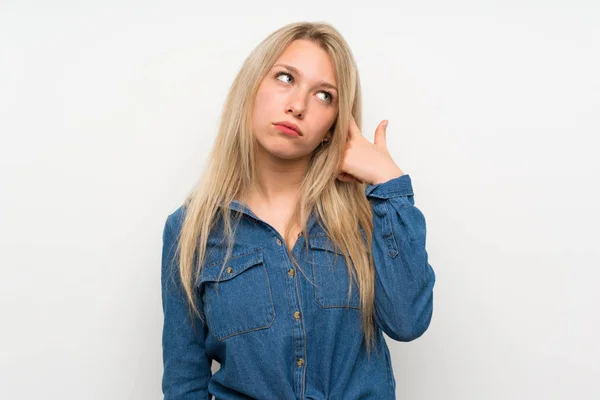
xmin=273 ymin=63 xmax=338 ymax=92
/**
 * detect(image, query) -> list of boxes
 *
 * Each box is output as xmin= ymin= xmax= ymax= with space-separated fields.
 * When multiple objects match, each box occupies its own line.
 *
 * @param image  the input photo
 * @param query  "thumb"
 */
xmin=374 ymin=120 xmax=388 ymax=147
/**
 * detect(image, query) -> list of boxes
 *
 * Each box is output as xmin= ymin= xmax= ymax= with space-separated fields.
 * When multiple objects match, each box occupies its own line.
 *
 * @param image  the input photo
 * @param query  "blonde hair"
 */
xmin=171 ymin=21 xmax=379 ymax=354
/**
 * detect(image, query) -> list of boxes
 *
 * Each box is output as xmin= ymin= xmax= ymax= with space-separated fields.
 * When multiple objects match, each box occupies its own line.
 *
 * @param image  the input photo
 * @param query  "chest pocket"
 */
xmin=308 ymin=235 xmax=361 ymax=309
xmin=196 ymin=248 xmax=275 ymax=341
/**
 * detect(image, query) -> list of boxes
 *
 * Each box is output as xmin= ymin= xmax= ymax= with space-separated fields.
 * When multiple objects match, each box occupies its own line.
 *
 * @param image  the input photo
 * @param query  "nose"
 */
xmin=286 ymin=89 xmax=307 ymax=119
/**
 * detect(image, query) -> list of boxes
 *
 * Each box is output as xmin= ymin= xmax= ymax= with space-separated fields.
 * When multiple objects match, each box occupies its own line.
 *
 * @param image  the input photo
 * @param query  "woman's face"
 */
xmin=251 ymin=39 xmax=339 ymax=160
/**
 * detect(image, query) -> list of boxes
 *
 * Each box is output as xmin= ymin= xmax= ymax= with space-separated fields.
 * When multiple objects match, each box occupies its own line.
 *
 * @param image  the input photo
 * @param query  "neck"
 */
xmin=241 ymin=145 xmax=310 ymax=207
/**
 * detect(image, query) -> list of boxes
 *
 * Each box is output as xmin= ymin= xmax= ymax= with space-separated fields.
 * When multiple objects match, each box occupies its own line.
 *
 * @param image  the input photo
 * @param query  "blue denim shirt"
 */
xmin=161 ymin=174 xmax=436 ymax=399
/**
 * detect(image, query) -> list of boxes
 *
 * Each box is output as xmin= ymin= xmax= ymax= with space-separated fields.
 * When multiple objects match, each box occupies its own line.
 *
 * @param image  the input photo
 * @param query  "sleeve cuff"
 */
xmin=365 ymin=174 xmax=413 ymax=199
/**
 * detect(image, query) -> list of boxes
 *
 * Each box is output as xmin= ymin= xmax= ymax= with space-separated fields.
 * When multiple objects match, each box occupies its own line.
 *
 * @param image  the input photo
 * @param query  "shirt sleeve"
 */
xmin=161 ymin=212 xmax=213 ymax=399
xmin=365 ymin=174 xmax=436 ymax=342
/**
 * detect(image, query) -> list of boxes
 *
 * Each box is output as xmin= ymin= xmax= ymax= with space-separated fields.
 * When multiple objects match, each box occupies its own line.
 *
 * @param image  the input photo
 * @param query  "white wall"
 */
xmin=1 ymin=1 xmax=598 ymax=399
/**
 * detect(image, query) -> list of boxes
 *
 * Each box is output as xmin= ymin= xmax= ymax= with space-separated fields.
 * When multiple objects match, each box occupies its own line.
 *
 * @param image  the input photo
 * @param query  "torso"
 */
xmin=256 ymin=210 xmax=302 ymax=253
xmin=236 ymin=197 xmax=302 ymax=252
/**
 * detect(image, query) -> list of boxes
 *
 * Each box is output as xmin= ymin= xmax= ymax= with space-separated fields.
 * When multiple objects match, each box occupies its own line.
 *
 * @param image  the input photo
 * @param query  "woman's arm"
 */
xmin=161 ymin=213 xmax=212 ymax=399
xmin=365 ymin=174 xmax=436 ymax=341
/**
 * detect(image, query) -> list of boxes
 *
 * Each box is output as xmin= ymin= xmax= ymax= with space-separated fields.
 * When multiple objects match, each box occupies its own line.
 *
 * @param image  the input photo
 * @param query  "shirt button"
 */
xmin=297 ymin=358 xmax=304 ymax=367
xmin=288 ymin=268 xmax=295 ymax=277
xmin=293 ymin=311 xmax=301 ymax=320
xmin=226 ymin=267 xmax=232 ymax=274
xmin=276 ymin=238 xmax=282 ymax=246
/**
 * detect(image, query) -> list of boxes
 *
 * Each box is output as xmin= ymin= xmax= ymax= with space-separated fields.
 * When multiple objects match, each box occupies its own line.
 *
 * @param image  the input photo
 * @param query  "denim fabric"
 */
xmin=161 ymin=174 xmax=436 ymax=399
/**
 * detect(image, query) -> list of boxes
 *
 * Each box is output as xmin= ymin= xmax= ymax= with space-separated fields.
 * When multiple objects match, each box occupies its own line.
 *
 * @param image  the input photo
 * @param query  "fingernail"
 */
xmin=382 ymin=120 xmax=388 ymax=128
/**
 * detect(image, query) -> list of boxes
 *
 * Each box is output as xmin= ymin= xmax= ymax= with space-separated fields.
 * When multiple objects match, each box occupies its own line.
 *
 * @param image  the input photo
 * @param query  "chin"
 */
xmin=253 ymin=135 xmax=290 ymax=154
xmin=268 ymin=148 xmax=303 ymax=160
xmin=263 ymin=142 xmax=308 ymax=160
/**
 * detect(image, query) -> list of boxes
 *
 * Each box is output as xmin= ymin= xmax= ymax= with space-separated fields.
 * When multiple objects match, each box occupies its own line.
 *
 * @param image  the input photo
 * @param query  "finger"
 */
xmin=337 ymin=173 xmax=352 ymax=182
xmin=337 ymin=172 xmax=357 ymax=182
xmin=374 ymin=120 xmax=388 ymax=147
xmin=348 ymin=115 xmax=362 ymax=139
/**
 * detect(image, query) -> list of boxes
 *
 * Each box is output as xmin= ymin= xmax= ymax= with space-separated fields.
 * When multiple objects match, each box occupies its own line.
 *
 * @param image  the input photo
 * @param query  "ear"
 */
xmin=329 ymin=119 xmax=337 ymax=134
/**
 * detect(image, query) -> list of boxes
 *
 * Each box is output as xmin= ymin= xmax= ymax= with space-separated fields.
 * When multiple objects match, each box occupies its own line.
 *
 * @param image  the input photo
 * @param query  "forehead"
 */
xmin=273 ymin=39 xmax=337 ymax=85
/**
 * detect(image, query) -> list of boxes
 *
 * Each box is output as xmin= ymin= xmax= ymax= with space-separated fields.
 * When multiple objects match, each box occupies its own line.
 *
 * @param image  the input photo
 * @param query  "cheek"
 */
xmin=314 ymin=110 xmax=337 ymax=135
xmin=252 ymin=89 xmax=277 ymax=126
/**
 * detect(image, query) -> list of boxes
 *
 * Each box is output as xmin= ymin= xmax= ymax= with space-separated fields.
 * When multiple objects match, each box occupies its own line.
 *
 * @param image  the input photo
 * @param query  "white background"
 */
xmin=1 ymin=1 xmax=599 ymax=399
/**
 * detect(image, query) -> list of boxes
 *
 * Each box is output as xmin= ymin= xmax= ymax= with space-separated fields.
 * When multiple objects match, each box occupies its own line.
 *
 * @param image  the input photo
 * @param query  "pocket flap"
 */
xmin=198 ymin=248 xmax=264 ymax=283
xmin=308 ymin=235 xmax=346 ymax=255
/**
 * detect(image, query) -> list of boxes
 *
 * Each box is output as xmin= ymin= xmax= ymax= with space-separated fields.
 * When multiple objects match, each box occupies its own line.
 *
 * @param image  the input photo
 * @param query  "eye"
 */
xmin=275 ymin=71 xmax=293 ymax=84
xmin=274 ymin=71 xmax=335 ymax=105
xmin=316 ymin=91 xmax=333 ymax=103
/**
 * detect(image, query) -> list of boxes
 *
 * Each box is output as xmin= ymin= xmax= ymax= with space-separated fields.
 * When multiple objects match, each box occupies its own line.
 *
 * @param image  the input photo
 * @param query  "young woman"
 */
xmin=161 ymin=21 xmax=436 ymax=399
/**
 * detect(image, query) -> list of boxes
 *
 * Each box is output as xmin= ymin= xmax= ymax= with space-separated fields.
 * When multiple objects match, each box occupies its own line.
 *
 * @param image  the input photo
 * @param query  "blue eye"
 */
xmin=274 ymin=71 xmax=334 ymax=104
xmin=275 ymin=71 xmax=293 ymax=84
xmin=317 ymin=91 xmax=333 ymax=103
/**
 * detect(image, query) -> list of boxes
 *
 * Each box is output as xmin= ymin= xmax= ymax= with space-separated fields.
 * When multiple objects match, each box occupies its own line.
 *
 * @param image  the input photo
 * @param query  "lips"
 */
xmin=273 ymin=121 xmax=302 ymax=136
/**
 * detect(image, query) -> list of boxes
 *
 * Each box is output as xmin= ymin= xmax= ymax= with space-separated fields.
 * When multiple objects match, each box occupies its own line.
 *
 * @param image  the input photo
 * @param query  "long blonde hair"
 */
xmin=171 ymin=21 xmax=378 ymax=354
